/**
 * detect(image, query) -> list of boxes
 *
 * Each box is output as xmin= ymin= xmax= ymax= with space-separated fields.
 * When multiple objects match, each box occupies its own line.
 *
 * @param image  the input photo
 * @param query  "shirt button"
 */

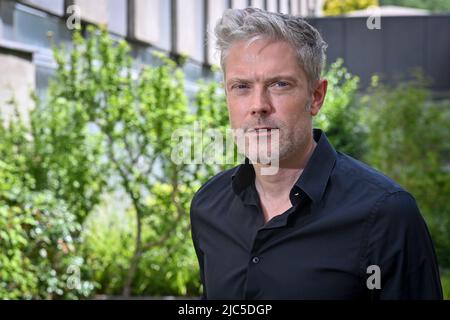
xmin=252 ymin=256 xmax=260 ymax=264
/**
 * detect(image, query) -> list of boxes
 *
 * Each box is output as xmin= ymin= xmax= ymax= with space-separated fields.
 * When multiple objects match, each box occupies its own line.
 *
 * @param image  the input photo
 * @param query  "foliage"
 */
xmin=2 ymin=22 xmax=449 ymax=299
xmin=194 ymin=79 xmax=235 ymax=176
xmin=133 ymin=183 xmax=202 ymax=296
xmin=45 ymin=26 xmax=191 ymax=296
xmin=314 ymin=59 xmax=365 ymax=158
xmin=441 ymin=269 xmax=450 ymax=300
xmin=361 ymin=75 xmax=450 ymax=268
xmin=80 ymin=60 xmax=232 ymax=297
xmin=0 ymin=109 xmax=93 ymax=299
xmin=81 ymin=184 xmax=203 ymax=297
xmin=43 ymin=26 xmax=231 ymax=297
xmin=30 ymin=33 xmax=109 ymax=224
xmin=323 ymin=0 xmax=379 ymax=15
xmin=80 ymin=193 xmax=134 ymax=295
xmin=380 ymin=0 xmax=450 ymax=12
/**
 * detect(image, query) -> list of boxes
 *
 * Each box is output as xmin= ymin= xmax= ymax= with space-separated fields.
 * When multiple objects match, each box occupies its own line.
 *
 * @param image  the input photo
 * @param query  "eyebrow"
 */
xmin=226 ymin=75 xmax=299 ymax=85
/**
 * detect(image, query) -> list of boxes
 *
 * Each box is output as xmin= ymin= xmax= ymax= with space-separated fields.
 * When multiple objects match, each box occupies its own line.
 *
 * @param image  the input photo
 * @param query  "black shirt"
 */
xmin=190 ymin=129 xmax=443 ymax=300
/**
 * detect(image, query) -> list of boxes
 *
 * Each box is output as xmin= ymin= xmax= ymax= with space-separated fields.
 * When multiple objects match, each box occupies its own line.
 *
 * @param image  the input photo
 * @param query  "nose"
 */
xmin=249 ymin=87 xmax=272 ymax=116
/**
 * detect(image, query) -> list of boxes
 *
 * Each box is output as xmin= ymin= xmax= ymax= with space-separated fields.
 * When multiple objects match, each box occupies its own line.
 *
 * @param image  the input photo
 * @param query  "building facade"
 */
xmin=0 ymin=0 xmax=324 ymax=118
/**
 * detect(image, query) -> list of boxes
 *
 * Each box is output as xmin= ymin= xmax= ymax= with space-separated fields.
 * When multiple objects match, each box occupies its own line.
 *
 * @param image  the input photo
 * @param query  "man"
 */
xmin=189 ymin=8 xmax=443 ymax=300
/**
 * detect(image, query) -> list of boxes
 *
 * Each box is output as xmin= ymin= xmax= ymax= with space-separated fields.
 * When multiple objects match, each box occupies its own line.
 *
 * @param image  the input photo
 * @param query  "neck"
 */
xmin=253 ymin=137 xmax=317 ymax=200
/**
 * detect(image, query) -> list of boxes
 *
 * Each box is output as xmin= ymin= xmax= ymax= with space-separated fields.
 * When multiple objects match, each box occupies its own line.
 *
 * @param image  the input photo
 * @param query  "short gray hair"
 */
xmin=214 ymin=8 xmax=327 ymax=91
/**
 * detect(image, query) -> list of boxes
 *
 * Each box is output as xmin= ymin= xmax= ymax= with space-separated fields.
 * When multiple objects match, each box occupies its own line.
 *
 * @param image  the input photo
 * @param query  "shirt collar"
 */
xmin=231 ymin=128 xmax=337 ymax=204
xmin=295 ymin=129 xmax=337 ymax=203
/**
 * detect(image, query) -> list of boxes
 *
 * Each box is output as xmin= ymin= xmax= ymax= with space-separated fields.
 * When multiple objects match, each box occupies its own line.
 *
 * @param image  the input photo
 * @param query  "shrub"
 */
xmin=361 ymin=75 xmax=450 ymax=268
xmin=81 ymin=184 xmax=202 ymax=297
xmin=314 ymin=59 xmax=365 ymax=158
xmin=323 ymin=0 xmax=379 ymax=15
xmin=0 ymin=111 xmax=93 ymax=299
xmin=441 ymin=269 xmax=450 ymax=300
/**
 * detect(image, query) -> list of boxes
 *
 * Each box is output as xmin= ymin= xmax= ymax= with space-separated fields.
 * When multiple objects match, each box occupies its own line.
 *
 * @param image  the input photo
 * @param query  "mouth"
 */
xmin=247 ymin=127 xmax=279 ymax=134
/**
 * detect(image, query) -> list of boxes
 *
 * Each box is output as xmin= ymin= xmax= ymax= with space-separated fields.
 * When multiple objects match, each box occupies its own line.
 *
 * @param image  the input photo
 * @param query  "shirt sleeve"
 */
xmin=190 ymin=197 xmax=207 ymax=300
xmin=365 ymin=191 xmax=443 ymax=300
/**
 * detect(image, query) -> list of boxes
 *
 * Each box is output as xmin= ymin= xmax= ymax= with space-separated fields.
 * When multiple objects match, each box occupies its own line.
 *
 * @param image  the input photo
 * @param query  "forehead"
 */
xmin=224 ymin=39 xmax=305 ymax=80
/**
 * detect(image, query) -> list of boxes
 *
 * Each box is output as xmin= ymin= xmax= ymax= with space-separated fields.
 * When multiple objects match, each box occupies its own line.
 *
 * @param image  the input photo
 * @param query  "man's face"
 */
xmin=224 ymin=38 xmax=326 ymax=164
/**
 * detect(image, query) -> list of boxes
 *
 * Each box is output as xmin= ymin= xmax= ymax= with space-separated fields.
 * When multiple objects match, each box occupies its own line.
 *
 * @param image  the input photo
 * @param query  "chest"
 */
xmin=198 ymin=208 xmax=367 ymax=299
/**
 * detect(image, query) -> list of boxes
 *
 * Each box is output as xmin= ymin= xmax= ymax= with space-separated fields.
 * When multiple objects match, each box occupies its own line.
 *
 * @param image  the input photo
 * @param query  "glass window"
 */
xmin=13 ymin=3 xmax=72 ymax=49
xmin=36 ymin=63 xmax=55 ymax=101
xmin=19 ymin=0 xmax=64 ymax=16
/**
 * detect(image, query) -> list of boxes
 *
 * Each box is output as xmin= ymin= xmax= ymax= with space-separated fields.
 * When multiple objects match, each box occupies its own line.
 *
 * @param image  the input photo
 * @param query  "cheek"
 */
xmin=227 ymin=104 xmax=244 ymax=128
xmin=227 ymin=98 xmax=248 ymax=125
xmin=273 ymin=95 xmax=309 ymax=124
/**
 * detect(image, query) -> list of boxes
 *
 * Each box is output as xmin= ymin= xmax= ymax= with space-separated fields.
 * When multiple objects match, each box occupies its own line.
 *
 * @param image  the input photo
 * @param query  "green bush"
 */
xmin=28 ymin=26 xmax=198 ymax=296
xmin=0 ymin=111 xmax=93 ymax=299
xmin=315 ymin=59 xmax=365 ymax=158
xmin=380 ymin=0 xmax=450 ymax=12
xmin=79 ymin=194 xmax=134 ymax=296
xmin=81 ymin=184 xmax=202 ymax=297
xmin=3 ymin=22 xmax=448 ymax=299
xmin=441 ymin=269 xmax=450 ymax=300
xmin=362 ymin=75 xmax=450 ymax=268
xmin=323 ymin=0 xmax=379 ymax=15
xmin=44 ymin=27 xmax=229 ymax=297
xmin=132 ymin=183 xmax=202 ymax=297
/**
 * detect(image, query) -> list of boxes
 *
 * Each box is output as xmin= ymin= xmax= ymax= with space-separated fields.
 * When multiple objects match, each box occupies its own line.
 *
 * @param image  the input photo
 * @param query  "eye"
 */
xmin=272 ymin=81 xmax=290 ymax=88
xmin=231 ymin=83 xmax=250 ymax=90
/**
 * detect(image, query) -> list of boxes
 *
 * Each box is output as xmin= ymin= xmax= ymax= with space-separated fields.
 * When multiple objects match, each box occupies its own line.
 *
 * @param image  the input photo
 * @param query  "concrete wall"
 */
xmin=207 ymin=0 xmax=228 ymax=66
xmin=0 ymin=46 xmax=35 ymax=127
xmin=177 ymin=0 xmax=204 ymax=62
xmin=128 ymin=0 xmax=171 ymax=51
xmin=68 ymin=0 xmax=109 ymax=25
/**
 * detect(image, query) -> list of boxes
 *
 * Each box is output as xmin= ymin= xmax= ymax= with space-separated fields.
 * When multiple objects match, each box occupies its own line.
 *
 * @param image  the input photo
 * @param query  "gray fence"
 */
xmin=307 ymin=15 xmax=450 ymax=95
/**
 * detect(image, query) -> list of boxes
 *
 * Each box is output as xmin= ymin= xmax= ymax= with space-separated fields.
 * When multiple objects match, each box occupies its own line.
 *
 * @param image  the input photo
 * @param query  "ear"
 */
xmin=310 ymin=79 xmax=328 ymax=117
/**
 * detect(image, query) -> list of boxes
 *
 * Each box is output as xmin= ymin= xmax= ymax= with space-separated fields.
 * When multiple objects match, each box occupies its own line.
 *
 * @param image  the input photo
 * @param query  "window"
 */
xmin=19 ymin=0 xmax=64 ymax=16
xmin=13 ymin=3 xmax=71 ymax=49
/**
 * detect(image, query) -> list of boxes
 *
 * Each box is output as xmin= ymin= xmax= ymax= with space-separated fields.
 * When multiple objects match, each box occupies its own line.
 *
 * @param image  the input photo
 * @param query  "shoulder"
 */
xmin=333 ymin=152 xmax=424 ymax=224
xmin=335 ymin=151 xmax=405 ymax=195
xmin=371 ymin=190 xmax=424 ymax=230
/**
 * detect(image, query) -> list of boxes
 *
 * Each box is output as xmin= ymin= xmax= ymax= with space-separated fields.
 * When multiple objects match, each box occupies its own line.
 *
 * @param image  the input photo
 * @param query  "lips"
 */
xmin=247 ymin=127 xmax=279 ymax=133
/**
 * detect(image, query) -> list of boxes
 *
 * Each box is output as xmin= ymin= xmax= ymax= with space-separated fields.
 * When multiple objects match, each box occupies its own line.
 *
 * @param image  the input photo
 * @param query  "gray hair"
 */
xmin=214 ymin=8 xmax=327 ymax=91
